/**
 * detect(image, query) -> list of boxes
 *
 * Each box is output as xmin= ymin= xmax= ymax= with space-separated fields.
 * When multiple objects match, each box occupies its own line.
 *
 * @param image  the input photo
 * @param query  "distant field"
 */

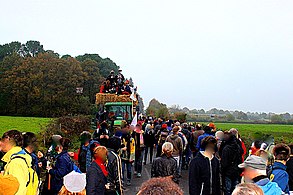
xmin=0 ymin=116 xmax=52 ymax=136
xmin=214 ymin=122 xmax=293 ymax=144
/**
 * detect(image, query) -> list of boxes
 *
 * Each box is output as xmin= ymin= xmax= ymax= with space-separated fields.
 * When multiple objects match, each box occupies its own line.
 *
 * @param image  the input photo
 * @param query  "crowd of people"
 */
xmin=1 ymin=118 xmax=293 ymax=195
xmin=99 ymin=69 xmax=134 ymax=95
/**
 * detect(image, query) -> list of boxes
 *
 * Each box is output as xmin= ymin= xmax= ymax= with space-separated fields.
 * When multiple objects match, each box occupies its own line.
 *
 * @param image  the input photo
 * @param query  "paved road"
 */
xmin=124 ymin=163 xmax=189 ymax=195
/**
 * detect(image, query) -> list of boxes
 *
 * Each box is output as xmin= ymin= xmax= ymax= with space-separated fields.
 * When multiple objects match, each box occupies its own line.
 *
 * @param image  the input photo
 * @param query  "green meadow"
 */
xmin=0 ymin=116 xmax=52 ymax=136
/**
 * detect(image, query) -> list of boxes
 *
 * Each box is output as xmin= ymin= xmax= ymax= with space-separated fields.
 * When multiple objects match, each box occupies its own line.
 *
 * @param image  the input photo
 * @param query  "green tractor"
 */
xmin=105 ymin=102 xmax=135 ymax=129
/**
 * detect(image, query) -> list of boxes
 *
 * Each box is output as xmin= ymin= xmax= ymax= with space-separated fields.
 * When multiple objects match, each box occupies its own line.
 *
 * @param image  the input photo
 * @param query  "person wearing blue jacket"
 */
xmin=270 ymin=144 xmax=291 ymax=194
xmin=47 ymin=138 xmax=74 ymax=195
xmin=196 ymin=126 xmax=214 ymax=151
xmin=239 ymin=155 xmax=283 ymax=195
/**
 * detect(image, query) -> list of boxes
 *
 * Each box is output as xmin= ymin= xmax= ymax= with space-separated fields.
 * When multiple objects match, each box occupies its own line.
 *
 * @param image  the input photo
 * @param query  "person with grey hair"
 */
xmin=232 ymin=183 xmax=264 ymax=195
xmin=239 ymin=155 xmax=283 ymax=195
xmin=151 ymin=142 xmax=179 ymax=183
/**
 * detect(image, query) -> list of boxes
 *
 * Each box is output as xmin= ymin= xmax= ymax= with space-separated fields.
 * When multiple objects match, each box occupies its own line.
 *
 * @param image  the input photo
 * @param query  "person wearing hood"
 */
xmin=270 ymin=144 xmax=290 ymax=194
xmin=166 ymin=126 xmax=183 ymax=168
xmin=189 ymin=136 xmax=221 ymax=195
xmin=239 ymin=155 xmax=282 ymax=195
xmin=221 ymin=132 xmax=244 ymax=195
xmin=1 ymin=130 xmax=32 ymax=195
xmin=196 ymin=126 xmax=214 ymax=151
xmin=86 ymin=144 xmax=108 ymax=195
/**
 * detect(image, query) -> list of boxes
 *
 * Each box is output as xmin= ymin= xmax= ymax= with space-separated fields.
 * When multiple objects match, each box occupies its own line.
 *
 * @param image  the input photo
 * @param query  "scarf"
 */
xmin=95 ymin=158 xmax=108 ymax=177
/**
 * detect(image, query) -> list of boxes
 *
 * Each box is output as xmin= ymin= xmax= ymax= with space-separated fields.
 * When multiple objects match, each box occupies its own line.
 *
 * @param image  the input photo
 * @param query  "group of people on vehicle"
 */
xmin=1 ymin=118 xmax=293 ymax=195
xmin=99 ymin=70 xmax=133 ymax=95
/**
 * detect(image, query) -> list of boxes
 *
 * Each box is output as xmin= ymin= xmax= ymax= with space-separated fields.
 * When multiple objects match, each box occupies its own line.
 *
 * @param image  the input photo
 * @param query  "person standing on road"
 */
xmin=155 ymin=124 xmax=169 ymax=157
xmin=166 ymin=126 xmax=183 ymax=169
xmin=143 ymin=124 xmax=156 ymax=165
xmin=133 ymin=124 xmax=145 ymax=178
xmin=189 ymin=136 xmax=221 ymax=195
xmin=86 ymin=144 xmax=108 ymax=195
xmin=151 ymin=142 xmax=179 ymax=184
xmin=221 ymin=133 xmax=243 ymax=195
xmin=120 ymin=122 xmax=135 ymax=186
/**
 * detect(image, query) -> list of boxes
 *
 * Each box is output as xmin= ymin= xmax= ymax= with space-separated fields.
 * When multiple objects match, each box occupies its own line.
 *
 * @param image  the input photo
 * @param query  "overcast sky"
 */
xmin=1 ymin=0 xmax=293 ymax=113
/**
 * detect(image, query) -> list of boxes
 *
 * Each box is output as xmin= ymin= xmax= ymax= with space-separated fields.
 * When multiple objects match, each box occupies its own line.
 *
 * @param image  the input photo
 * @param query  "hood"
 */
xmin=258 ymin=180 xmax=283 ymax=194
xmin=169 ymin=134 xmax=179 ymax=140
xmin=273 ymin=161 xmax=287 ymax=170
xmin=1 ymin=146 xmax=22 ymax=163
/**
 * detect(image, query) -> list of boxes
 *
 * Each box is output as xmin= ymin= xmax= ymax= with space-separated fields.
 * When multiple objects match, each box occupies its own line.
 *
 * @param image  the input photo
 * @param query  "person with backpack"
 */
xmin=120 ymin=122 xmax=135 ymax=186
xmin=22 ymin=132 xmax=39 ymax=194
xmin=166 ymin=126 xmax=183 ymax=169
xmin=156 ymin=124 xmax=169 ymax=157
xmin=270 ymin=144 xmax=290 ymax=194
xmin=106 ymin=136 xmax=124 ymax=195
xmin=78 ymin=131 xmax=99 ymax=173
xmin=239 ymin=155 xmax=283 ymax=195
xmin=47 ymin=138 xmax=74 ymax=195
xmin=93 ymin=121 xmax=111 ymax=147
xmin=221 ymin=132 xmax=244 ymax=195
xmin=133 ymin=124 xmax=145 ymax=178
xmin=143 ymin=124 xmax=156 ymax=165
xmin=1 ymin=130 xmax=32 ymax=195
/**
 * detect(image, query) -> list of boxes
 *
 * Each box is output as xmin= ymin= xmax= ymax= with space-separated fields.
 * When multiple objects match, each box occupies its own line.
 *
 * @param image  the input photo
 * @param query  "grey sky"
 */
xmin=1 ymin=0 xmax=293 ymax=113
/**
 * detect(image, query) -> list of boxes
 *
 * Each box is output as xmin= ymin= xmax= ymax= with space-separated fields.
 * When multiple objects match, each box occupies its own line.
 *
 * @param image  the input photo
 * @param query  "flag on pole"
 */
xmin=131 ymin=112 xmax=138 ymax=127
xmin=130 ymin=91 xmax=137 ymax=101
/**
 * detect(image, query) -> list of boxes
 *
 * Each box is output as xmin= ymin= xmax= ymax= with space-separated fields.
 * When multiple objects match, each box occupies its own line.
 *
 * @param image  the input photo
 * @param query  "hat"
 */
xmin=238 ymin=155 xmax=267 ymax=170
xmin=64 ymin=171 xmax=86 ymax=193
xmin=162 ymin=124 xmax=168 ymax=129
xmin=208 ymin=123 xmax=216 ymax=129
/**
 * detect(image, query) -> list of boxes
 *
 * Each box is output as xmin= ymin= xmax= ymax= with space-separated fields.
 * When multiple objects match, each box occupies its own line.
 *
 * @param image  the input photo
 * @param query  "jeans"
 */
xmin=135 ymin=149 xmax=144 ymax=174
xmin=144 ymin=145 xmax=154 ymax=163
xmin=122 ymin=160 xmax=132 ymax=181
xmin=224 ymin=177 xmax=239 ymax=195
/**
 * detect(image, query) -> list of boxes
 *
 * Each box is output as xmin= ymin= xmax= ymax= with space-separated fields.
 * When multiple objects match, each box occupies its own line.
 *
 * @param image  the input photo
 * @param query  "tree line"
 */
xmin=146 ymin=98 xmax=293 ymax=124
xmin=0 ymin=40 xmax=120 ymax=117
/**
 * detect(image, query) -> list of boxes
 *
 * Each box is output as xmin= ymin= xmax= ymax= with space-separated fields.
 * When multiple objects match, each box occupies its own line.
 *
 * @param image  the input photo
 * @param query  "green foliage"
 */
xmin=76 ymin=54 xmax=119 ymax=78
xmin=270 ymin=115 xmax=285 ymax=124
xmin=174 ymin=112 xmax=187 ymax=122
xmin=0 ymin=41 xmax=120 ymax=117
xmin=226 ymin=114 xmax=235 ymax=121
xmin=146 ymin=99 xmax=170 ymax=119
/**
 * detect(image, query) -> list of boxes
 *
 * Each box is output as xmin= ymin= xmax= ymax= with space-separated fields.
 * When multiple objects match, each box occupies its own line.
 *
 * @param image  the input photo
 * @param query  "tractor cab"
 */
xmin=105 ymin=102 xmax=134 ymax=128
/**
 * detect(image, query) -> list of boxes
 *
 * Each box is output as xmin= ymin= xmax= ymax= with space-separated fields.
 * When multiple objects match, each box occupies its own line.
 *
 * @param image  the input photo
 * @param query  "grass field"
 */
xmin=0 ymin=116 xmax=52 ymax=136
xmin=214 ymin=122 xmax=293 ymax=145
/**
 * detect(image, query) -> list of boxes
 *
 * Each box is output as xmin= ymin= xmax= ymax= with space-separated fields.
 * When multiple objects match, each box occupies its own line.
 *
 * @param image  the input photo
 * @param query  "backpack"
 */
xmin=159 ymin=131 xmax=168 ymax=145
xmin=78 ymin=146 xmax=88 ymax=172
xmin=11 ymin=152 xmax=39 ymax=195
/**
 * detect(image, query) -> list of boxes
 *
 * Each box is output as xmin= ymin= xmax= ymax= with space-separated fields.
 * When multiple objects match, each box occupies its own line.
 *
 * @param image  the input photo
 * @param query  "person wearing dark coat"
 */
xmin=286 ymin=144 xmax=293 ymax=191
xmin=143 ymin=124 xmax=156 ymax=165
xmin=189 ymin=136 xmax=221 ymax=195
xmin=48 ymin=138 xmax=74 ymax=195
xmin=221 ymin=133 xmax=243 ymax=195
xmin=151 ymin=142 xmax=179 ymax=184
xmin=107 ymin=136 xmax=123 ymax=195
xmin=86 ymin=144 xmax=108 ymax=195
